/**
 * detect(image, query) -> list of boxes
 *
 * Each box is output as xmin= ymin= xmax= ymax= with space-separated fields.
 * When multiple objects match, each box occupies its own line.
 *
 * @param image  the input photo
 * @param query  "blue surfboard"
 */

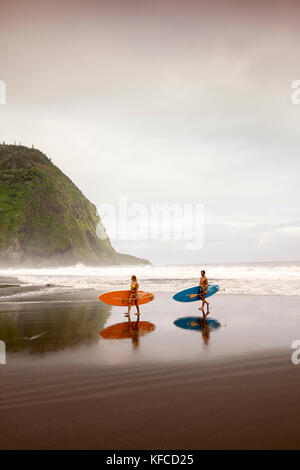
xmin=174 ymin=316 xmax=221 ymax=331
xmin=173 ymin=284 xmax=219 ymax=302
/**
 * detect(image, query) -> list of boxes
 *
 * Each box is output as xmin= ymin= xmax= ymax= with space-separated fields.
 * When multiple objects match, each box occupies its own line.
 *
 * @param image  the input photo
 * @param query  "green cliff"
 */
xmin=0 ymin=145 xmax=148 ymax=267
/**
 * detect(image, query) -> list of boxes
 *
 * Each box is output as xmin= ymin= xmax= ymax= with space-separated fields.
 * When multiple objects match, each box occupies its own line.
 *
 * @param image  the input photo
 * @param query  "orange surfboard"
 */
xmin=100 ymin=321 xmax=155 ymax=339
xmin=98 ymin=290 xmax=155 ymax=306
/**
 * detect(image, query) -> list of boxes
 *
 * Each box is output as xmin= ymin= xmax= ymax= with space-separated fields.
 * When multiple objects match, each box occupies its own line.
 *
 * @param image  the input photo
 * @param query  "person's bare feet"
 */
xmin=198 ymin=307 xmax=204 ymax=311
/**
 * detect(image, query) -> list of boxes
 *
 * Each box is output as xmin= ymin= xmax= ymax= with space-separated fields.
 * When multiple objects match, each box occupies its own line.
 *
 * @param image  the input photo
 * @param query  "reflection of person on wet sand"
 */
xmin=127 ymin=316 xmax=140 ymax=348
xmin=199 ymin=316 xmax=210 ymax=345
xmin=125 ymin=275 xmax=140 ymax=319
xmin=198 ymin=270 xmax=210 ymax=316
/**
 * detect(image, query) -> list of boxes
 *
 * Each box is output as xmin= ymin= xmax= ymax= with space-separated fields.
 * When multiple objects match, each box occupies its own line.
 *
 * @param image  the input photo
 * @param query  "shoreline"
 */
xmin=1 ymin=274 xmax=300 ymax=302
xmin=1 ymin=262 xmax=300 ymax=297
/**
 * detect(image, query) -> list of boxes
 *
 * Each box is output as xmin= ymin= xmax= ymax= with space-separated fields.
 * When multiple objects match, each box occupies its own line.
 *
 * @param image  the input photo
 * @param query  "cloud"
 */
xmin=1 ymin=0 xmax=300 ymax=262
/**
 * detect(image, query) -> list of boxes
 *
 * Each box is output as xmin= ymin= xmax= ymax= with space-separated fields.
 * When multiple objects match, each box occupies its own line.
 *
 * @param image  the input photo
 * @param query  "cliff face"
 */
xmin=0 ymin=145 xmax=148 ymax=267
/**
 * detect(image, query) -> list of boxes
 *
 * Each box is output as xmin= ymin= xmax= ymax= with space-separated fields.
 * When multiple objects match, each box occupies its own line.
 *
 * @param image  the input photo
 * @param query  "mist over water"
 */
xmin=1 ymin=262 xmax=300 ymax=299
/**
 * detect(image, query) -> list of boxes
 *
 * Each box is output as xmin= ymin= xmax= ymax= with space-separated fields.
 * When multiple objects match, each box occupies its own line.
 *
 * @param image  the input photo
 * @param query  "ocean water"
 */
xmin=0 ymin=262 xmax=300 ymax=300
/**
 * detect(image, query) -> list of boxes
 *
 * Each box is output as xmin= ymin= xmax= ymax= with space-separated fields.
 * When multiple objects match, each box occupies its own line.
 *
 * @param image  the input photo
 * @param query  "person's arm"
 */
xmin=129 ymin=283 xmax=134 ymax=298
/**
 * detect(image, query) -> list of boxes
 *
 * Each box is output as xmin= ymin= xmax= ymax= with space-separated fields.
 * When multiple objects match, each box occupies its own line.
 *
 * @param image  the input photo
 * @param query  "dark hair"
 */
xmin=131 ymin=275 xmax=137 ymax=281
xmin=201 ymin=270 xmax=205 ymax=275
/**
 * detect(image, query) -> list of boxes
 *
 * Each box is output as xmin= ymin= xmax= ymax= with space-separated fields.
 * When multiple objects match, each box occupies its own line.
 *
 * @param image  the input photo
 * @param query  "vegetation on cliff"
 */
xmin=0 ymin=145 xmax=148 ymax=266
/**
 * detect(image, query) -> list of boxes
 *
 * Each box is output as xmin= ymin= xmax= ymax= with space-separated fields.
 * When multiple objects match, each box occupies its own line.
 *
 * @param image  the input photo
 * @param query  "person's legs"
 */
xmin=135 ymin=299 xmax=140 ymax=316
xmin=201 ymin=289 xmax=210 ymax=314
xmin=198 ymin=290 xmax=205 ymax=311
xmin=125 ymin=296 xmax=133 ymax=317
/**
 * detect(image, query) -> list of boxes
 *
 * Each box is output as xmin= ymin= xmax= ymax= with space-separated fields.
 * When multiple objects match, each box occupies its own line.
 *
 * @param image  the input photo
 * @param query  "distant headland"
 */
xmin=0 ymin=144 xmax=149 ymax=267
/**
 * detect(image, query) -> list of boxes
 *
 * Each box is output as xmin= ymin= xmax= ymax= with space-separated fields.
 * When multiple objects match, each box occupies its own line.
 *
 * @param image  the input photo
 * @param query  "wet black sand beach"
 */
xmin=0 ymin=280 xmax=300 ymax=449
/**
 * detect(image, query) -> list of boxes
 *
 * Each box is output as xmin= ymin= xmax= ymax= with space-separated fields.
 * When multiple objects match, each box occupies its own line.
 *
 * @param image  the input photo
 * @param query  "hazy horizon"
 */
xmin=1 ymin=0 xmax=300 ymax=264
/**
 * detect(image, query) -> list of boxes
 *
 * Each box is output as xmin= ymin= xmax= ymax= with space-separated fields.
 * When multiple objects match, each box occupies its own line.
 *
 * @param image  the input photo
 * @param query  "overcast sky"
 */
xmin=1 ymin=0 xmax=300 ymax=264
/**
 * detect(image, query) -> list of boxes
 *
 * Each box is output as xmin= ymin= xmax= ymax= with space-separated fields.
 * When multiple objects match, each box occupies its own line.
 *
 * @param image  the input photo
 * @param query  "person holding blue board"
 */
xmin=173 ymin=271 xmax=219 ymax=318
xmin=199 ymin=270 xmax=210 ymax=316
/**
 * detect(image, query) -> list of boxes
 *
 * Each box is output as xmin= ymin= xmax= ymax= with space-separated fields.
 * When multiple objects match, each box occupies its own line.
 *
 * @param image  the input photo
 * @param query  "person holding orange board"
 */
xmin=125 ymin=275 xmax=140 ymax=318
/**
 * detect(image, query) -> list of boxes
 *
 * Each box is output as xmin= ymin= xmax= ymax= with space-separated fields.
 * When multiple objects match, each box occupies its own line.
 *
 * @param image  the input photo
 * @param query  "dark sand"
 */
xmin=0 ymin=282 xmax=300 ymax=449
